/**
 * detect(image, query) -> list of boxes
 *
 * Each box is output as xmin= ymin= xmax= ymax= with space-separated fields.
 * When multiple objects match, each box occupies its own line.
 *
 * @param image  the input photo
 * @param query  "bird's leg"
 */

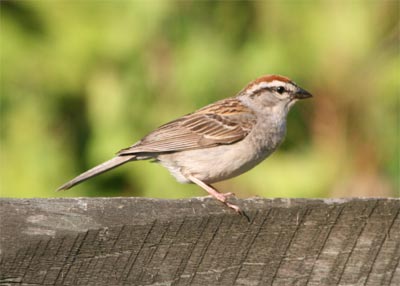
xmin=219 ymin=192 xmax=236 ymax=198
xmin=187 ymin=175 xmax=242 ymax=215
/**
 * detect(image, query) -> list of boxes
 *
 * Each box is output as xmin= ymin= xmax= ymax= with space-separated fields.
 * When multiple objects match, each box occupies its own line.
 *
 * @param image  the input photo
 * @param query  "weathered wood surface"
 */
xmin=0 ymin=197 xmax=399 ymax=286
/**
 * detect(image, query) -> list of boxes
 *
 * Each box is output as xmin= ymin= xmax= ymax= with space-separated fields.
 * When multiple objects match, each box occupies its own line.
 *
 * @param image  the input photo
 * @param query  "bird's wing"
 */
xmin=117 ymin=98 xmax=257 ymax=155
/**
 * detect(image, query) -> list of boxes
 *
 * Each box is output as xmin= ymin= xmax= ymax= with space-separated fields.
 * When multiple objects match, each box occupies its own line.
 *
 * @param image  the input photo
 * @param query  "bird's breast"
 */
xmin=250 ymin=116 xmax=287 ymax=155
xmin=157 ymin=120 xmax=287 ymax=184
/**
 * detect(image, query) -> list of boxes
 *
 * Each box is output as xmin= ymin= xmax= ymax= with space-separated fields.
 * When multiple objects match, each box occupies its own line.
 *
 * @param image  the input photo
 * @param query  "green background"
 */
xmin=1 ymin=1 xmax=398 ymax=199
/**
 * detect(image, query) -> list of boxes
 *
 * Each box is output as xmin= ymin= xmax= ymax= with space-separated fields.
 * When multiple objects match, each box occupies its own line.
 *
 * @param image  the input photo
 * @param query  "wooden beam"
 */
xmin=0 ymin=198 xmax=399 ymax=285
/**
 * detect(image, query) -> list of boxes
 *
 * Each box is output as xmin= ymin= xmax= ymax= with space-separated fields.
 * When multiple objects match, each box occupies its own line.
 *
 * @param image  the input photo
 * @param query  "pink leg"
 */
xmin=188 ymin=175 xmax=242 ymax=214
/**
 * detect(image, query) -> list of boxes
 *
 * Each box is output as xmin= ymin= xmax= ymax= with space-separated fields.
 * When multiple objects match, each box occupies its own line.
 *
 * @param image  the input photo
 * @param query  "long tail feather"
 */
xmin=57 ymin=155 xmax=135 ymax=191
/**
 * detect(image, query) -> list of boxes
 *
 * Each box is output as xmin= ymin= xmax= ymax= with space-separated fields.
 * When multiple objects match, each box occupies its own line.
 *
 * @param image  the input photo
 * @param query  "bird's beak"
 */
xmin=294 ymin=87 xmax=313 ymax=100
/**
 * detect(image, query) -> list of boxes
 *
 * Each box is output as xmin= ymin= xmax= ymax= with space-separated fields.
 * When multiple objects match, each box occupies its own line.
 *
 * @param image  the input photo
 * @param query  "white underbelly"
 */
xmin=157 ymin=135 xmax=279 ymax=184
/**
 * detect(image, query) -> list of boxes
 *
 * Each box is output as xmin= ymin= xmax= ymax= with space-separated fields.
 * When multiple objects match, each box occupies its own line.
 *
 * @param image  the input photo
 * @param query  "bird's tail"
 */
xmin=57 ymin=155 xmax=136 ymax=191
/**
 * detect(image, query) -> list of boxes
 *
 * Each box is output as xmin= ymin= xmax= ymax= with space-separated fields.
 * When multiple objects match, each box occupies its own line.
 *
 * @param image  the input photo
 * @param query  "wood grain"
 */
xmin=0 ymin=198 xmax=399 ymax=285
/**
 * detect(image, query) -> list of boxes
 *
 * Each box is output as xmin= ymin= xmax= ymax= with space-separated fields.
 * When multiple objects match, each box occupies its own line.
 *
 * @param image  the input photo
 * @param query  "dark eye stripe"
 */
xmin=249 ymin=86 xmax=280 ymax=97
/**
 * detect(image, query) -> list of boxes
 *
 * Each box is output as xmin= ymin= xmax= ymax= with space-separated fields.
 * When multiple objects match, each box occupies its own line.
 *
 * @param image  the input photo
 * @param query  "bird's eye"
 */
xmin=276 ymin=86 xmax=285 ymax=94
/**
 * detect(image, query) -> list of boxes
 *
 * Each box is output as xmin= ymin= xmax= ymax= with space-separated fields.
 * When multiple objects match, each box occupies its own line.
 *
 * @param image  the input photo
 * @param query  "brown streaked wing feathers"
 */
xmin=117 ymin=98 xmax=256 ymax=155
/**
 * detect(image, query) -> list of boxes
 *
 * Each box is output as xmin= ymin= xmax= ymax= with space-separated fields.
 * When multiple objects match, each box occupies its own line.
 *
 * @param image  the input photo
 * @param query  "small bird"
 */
xmin=57 ymin=75 xmax=312 ymax=214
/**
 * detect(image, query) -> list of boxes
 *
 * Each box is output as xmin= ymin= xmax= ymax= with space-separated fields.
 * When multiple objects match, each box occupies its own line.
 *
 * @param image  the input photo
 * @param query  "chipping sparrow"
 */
xmin=57 ymin=75 xmax=312 ymax=214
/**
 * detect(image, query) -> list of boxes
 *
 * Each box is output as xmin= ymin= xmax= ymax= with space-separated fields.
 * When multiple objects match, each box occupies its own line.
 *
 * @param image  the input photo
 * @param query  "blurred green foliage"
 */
xmin=1 ymin=1 xmax=398 ymax=198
